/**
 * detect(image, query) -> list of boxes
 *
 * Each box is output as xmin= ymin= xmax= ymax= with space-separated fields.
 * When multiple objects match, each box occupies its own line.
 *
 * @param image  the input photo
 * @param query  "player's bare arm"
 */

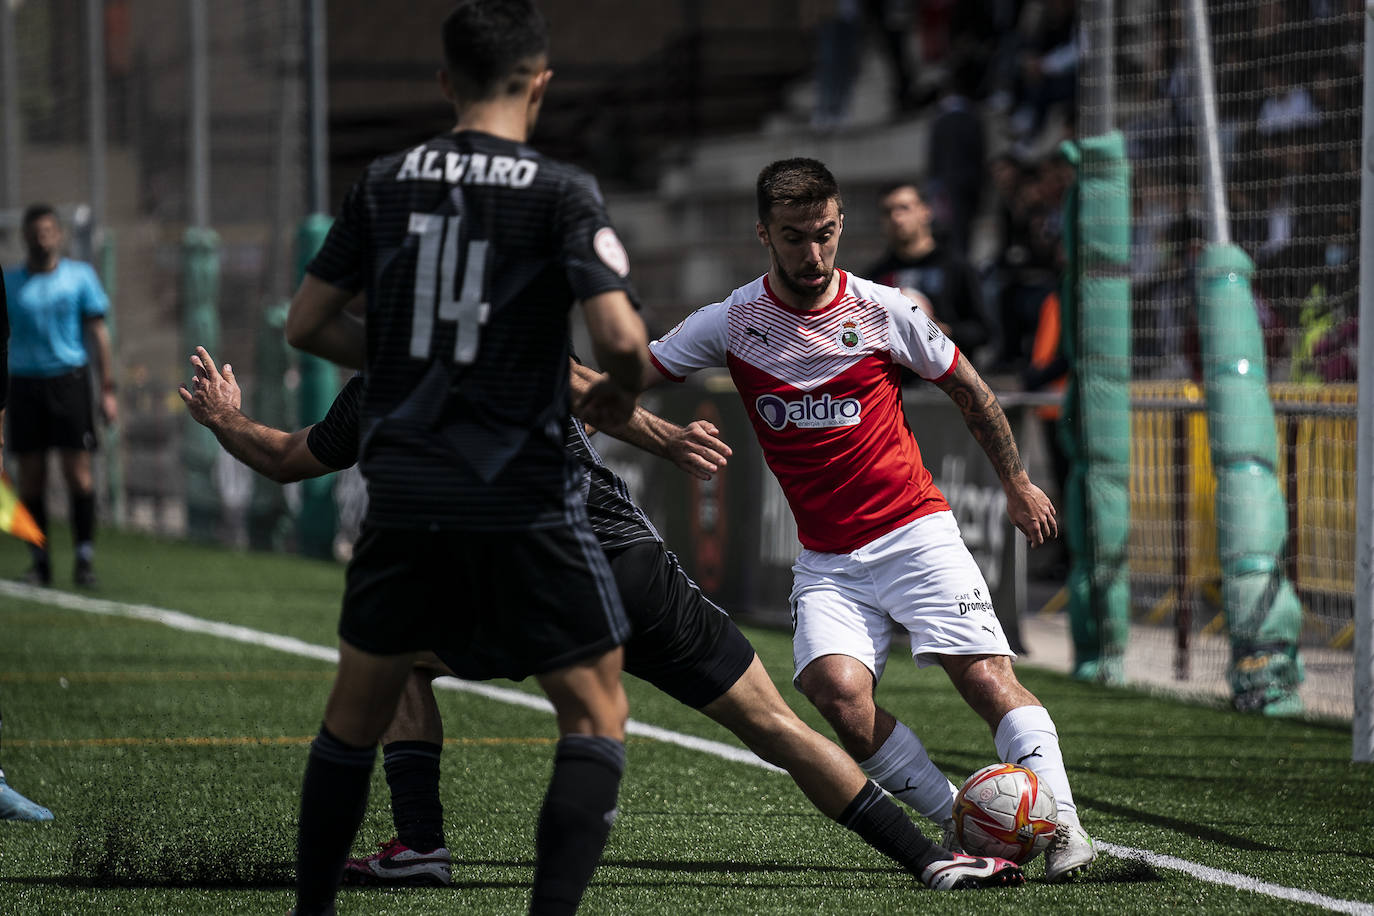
xmin=569 ymin=359 xmax=731 ymax=480
xmin=933 ymin=352 xmax=1058 ymax=547
xmin=85 ymin=315 xmax=118 ymax=425
xmin=285 ymin=275 xmax=365 ymax=369
xmin=179 ymin=346 xmax=332 ymax=483
xmin=577 ymin=290 xmax=649 ymax=428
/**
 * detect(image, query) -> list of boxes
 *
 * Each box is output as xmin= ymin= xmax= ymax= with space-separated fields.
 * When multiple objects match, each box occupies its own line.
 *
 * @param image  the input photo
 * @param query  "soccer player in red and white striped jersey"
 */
xmin=644 ymin=158 xmax=1096 ymax=882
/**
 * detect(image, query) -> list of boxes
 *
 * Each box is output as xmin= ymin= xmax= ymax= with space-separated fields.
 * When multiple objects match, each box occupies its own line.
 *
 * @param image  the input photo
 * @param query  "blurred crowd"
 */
xmin=816 ymin=0 xmax=1362 ymax=386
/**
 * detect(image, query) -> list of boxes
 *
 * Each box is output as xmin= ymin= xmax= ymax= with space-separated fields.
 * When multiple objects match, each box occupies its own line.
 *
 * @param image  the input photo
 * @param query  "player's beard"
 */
xmin=770 ymin=247 xmax=835 ymax=304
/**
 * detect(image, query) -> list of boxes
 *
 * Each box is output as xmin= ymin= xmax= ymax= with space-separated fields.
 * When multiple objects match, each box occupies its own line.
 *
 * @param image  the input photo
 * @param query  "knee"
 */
xmin=799 ymin=669 xmax=874 ymax=729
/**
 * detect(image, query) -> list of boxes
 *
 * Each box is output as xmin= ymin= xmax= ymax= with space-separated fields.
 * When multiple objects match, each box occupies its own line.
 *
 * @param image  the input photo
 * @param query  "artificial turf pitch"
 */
xmin=0 ymin=526 xmax=1370 ymax=914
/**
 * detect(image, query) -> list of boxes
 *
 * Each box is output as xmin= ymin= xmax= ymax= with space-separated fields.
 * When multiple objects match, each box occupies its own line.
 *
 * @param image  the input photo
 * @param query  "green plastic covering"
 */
xmin=181 ymin=227 xmax=222 ymax=536
xmin=295 ymin=214 xmax=339 ymax=558
xmin=249 ymin=302 xmax=295 ymax=550
xmin=1058 ymin=132 xmax=1132 ymax=684
xmin=1195 ymin=245 xmax=1305 ymax=715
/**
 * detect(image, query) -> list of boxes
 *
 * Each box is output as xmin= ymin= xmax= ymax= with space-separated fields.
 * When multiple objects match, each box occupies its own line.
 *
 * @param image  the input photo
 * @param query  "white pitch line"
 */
xmin=2 ymin=580 xmax=1368 ymax=913
xmin=0 ymin=581 xmax=783 ymax=776
xmin=1097 ymin=843 xmax=1373 ymax=916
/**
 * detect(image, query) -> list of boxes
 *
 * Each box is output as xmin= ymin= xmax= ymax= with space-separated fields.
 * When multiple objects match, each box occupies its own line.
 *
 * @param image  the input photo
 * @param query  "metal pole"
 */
xmin=87 ymin=0 xmax=107 ymax=238
xmin=305 ymin=0 xmax=328 ymax=215
xmin=1352 ymin=2 xmax=1374 ymax=763
xmin=189 ymin=0 xmax=209 ymax=228
xmin=1078 ymin=0 xmax=1115 ymax=137
xmin=0 ymin=0 xmax=18 ymax=213
xmin=1184 ymin=0 xmax=1231 ymax=245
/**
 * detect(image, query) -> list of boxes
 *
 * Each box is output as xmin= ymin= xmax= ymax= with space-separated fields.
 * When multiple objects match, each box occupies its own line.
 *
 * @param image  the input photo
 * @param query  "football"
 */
xmin=952 ymin=763 xmax=1059 ymax=864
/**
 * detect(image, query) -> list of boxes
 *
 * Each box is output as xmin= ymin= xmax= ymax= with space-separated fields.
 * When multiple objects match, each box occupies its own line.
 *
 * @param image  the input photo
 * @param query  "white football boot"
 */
xmin=1043 ymin=812 xmax=1097 ymax=881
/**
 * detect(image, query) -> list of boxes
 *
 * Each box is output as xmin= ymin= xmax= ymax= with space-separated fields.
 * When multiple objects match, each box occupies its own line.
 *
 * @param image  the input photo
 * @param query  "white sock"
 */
xmin=857 ymin=720 xmax=958 ymax=822
xmin=994 ymin=705 xmax=1078 ymax=822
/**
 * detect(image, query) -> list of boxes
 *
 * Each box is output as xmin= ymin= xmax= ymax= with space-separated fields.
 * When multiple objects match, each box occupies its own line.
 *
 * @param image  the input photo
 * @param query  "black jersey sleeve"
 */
xmin=305 ymin=180 xmax=370 ymax=292
xmin=555 ymin=170 xmax=639 ymax=306
xmin=305 ymin=375 xmax=364 ymax=470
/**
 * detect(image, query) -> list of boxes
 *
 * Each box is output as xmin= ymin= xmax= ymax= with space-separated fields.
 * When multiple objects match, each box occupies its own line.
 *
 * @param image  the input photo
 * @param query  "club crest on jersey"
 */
xmin=837 ymin=320 xmax=863 ymax=350
xmin=594 ymin=227 xmax=631 ymax=277
xmin=756 ymin=393 xmax=862 ymax=431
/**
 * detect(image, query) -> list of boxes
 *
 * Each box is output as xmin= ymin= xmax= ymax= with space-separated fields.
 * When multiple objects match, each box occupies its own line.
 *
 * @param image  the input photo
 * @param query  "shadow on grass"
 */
xmin=67 ymin=817 xmax=295 ymax=888
xmin=2 ymin=873 xmax=295 ymax=890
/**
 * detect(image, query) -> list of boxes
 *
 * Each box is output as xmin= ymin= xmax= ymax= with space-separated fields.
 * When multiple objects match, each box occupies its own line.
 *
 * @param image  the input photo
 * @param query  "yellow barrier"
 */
xmin=1126 ymin=381 xmax=1356 ymax=627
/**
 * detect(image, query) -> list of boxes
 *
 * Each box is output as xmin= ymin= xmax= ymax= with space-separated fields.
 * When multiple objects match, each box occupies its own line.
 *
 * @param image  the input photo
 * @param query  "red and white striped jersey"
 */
xmin=650 ymin=269 xmax=959 ymax=554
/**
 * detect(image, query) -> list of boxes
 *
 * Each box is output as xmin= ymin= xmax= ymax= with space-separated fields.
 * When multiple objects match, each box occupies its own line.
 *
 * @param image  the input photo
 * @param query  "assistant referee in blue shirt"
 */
xmin=2 ymin=204 xmax=117 ymax=587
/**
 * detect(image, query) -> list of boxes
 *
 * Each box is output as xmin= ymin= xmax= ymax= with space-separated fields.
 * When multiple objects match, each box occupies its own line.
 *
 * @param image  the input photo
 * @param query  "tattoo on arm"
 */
xmin=935 ymin=355 xmax=1025 ymax=483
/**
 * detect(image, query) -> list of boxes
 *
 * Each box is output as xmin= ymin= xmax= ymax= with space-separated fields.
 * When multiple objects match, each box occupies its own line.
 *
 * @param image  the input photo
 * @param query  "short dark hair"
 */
xmin=22 ymin=203 xmax=57 ymax=228
xmin=756 ymin=158 xmax=842 ymax=224
xmin=876 ymin=180 xmax=924 ymax=204
xmin=442 ymin=0 xmax=549 ymax=103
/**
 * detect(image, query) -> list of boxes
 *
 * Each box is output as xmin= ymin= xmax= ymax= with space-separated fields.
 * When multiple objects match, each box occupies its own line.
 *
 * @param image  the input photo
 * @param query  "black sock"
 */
xmin=71 ymin=492 xmax=95 ymax=547
xmin=382 ymin=740 xmax=445 ymax=852
xmin=529 ymin=735 xmax=625 ymax=916
xmin=838 ymin=780 xmax=947 ymax=876
xmin=295 ymin=724 xmax=375 ymax=914
xmin=26 ymin=502 xmax=47 ymax=568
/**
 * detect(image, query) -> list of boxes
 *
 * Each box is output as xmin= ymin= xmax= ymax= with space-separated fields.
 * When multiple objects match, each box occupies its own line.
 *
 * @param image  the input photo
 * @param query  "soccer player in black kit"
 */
xmin=279 ymin=2 xmax=649 ymax=913
xmin=181 ymin=347 xmax=1026 ymax=895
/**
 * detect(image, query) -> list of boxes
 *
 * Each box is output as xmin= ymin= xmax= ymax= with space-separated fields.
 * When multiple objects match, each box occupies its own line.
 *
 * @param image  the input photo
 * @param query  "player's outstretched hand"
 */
xmin=1004 ymin=475 xmax=1058 ymax=548
xmin=575 ymin=372 xmax=638 ymax=430
xmin=666 ymin=420 xmax=732 ymax=480
xmin=178 ymin=346 xmax=242 ymax=428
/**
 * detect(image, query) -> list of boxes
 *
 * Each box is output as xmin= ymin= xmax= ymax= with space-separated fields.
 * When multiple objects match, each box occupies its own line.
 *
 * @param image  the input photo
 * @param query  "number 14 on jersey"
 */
xmin=408 ymin=212 xmax=490 ymax=364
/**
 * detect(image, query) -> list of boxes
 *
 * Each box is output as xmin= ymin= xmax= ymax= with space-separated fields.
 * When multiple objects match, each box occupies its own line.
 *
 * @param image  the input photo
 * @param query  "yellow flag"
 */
xmin=0 ymin=474 xmax=45 ymax=548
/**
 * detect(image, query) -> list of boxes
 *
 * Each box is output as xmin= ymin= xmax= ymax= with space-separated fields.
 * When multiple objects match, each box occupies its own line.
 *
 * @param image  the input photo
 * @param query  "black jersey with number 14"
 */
xmin=307 ymin=130 xmax=637 ymax=531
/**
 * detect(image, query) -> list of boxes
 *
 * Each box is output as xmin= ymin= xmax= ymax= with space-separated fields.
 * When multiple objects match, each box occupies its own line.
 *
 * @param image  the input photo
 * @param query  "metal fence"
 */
xmin=1 ymin=0 xmax=319 ymax=542
xmin=1076 ymin=0 xmax=1362 ymax=718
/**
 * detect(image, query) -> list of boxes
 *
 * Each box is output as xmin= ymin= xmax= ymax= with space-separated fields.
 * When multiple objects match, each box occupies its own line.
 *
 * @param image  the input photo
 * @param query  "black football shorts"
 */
xmin=7 ymin=368 xmax=98 ymax=453
xmin=610 ymin=541 xmax=756 ymax=708
xmin=341 ymin=522 xmax=629 ymax=679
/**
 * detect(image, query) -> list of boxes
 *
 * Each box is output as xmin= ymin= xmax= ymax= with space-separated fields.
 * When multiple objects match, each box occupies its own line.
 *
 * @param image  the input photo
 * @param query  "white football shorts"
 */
xmin=789 ymin=510 xmax=1014 ymax=684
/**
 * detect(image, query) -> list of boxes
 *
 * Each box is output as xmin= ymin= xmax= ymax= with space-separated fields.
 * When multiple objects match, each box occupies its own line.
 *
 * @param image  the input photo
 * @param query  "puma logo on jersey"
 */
xmin=745 ymin=326 xmax=770 ymax=345
xmin=397 ymin=146 xmax=539 ymax=188
xmin=1016 ymin=747 xmax=1043 ymax=765
xmin=756 ymin=392 xmax=862 ymax=431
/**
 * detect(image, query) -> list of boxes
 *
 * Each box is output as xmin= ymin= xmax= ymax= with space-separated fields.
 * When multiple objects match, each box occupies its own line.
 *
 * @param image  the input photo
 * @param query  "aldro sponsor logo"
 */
xmin=755 ymin=392 xmax=862 ymax=431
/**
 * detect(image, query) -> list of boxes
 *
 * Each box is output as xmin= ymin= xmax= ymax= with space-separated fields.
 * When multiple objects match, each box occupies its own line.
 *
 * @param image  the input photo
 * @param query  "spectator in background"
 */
xmin=1021 ymin=287 xmax=1069 ymax=516
xmin=1256 ymin=60 xmax=1320 ymax=138
xmin=989 ymin=153 xmax=1064 ymax=369
xmin=867 ymin=182 xmax=995 ymax=361
xmin=1008 ymin=0 xmax=1078 ymax=140
xmin=925 ymin=55 xmax=987 ymax=257
xmin=813 ymin=0 xmax=863 ymax=130
xmin=2 ymin=205 xmax=117 ymax=588
xmin=863 ymin=0 xmax=925 ymax=115
xmin=813 ymin=0 xmax=926 ymax=131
